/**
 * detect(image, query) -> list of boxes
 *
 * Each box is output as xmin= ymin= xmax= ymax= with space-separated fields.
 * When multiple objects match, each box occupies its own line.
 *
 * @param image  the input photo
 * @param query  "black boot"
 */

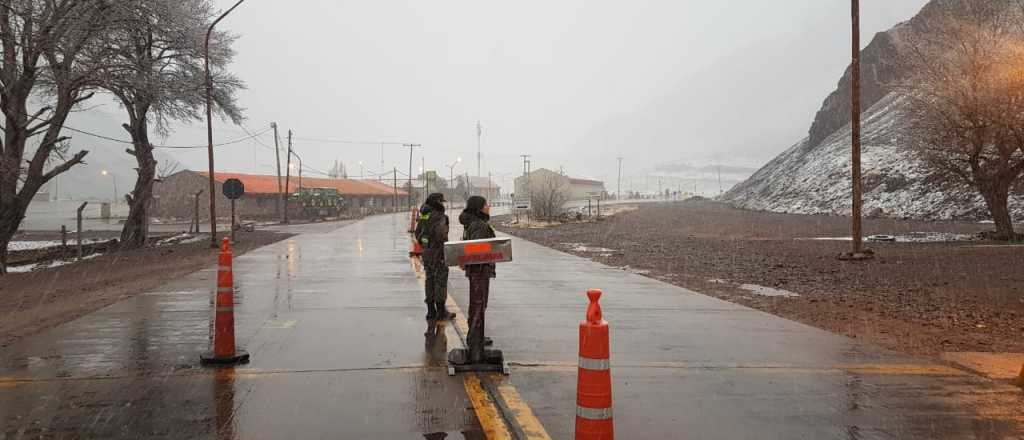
xmin=425 ymin=301 xmax=437 ymax=320
xmin=435 ymin=302 xmax=455 ymax=321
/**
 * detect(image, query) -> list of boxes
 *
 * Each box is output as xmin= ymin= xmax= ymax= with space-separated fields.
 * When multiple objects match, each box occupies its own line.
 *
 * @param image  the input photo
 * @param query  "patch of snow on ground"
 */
xmin=7 ymin=252 xmax=103 ymax=273
xmin=8 ymin=239 xmax=105 ymax=251
xmin=739 ymin=284 xmax=800 ymax=298
xmin=561 ymin=243 xmax=619 ymax=254
xmin=796 ymin=232 xmax=977 ymax=243
xmin=155 ymin=233 xmax=205 ymax=246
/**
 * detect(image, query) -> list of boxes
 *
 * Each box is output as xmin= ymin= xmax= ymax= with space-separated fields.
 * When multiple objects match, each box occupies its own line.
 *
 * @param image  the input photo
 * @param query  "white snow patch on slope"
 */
xmin=725 ymin=94 xmax=1024 ymax=221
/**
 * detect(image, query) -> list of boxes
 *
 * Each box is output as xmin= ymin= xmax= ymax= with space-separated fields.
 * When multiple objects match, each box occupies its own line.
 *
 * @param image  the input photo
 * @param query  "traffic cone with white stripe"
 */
xmin=201 ymin=237 xmax=250 ymax=365
xmin=576 ymin=288 xmax=613 ymax=439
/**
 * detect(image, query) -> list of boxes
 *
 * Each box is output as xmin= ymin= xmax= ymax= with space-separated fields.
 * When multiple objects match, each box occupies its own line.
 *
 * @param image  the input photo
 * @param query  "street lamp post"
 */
xmin=446 ymin=157 xmax=461 ymax=198
xmin=205 ymin=0 xmax=246 ymax=248
xmin=101 ymin=170 xmax=118 ymax=205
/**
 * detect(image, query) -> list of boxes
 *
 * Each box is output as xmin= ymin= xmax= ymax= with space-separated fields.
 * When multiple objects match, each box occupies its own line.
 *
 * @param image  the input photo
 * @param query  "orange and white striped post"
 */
xmin=201 ymin=237 xmax=250 ymax=365
xmin=409 ymin=207 xmax=418 ymax=233
xmin=576 ymin=288 xmax=613 ymax=439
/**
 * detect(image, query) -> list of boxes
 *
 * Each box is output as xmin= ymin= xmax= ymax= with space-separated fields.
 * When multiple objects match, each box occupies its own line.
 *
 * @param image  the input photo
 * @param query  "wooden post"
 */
xmin=597 ymin=198 xmax=601 ymax=219
xmin=76 ymin=202 xmax=88 ymax=259
xmin=61 ymin=225 xmax=67 ymax=248
xmin=194 ymin=190 xmax=203 ymax=233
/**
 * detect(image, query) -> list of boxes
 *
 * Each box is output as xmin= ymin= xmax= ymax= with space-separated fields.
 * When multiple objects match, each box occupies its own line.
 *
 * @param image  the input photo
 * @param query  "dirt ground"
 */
xmin=0 ymin=230 xmax=292 ymax=347
xmin=496 ymin=200 xmax=1024 ymax=357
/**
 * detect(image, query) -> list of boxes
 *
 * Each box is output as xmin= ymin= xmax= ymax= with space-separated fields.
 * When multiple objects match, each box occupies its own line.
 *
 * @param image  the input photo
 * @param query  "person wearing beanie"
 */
xmin=457 ymin=195 xmax=497 ymax=363
xmin=415 ymin=193 xmax=456 ymax=321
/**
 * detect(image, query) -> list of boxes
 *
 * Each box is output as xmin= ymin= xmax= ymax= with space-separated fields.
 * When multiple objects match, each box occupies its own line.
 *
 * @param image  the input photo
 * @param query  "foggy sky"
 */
xmin=125 ymin=1 xmax=930 ymax=190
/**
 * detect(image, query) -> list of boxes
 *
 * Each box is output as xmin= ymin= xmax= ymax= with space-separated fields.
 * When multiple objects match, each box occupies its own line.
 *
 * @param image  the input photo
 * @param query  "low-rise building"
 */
xmin=152 ymin=170 xmax=408 ymax=220
xmin=513 ymin=168 xmax=606 ymax=201
xmin=454 ymin=175 xmax=501 ymax=201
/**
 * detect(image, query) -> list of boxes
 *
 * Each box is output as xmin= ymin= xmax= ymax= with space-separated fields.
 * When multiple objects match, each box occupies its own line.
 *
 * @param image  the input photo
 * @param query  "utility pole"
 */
xmin=422 ymin=157 xmax=429 ymax=195
xmin=405 ymin=144 xmax=421 ymax=207
xmin=393 ymin=167 xmax=398 ymax=211
xmin=617 ymin=157 xmax=623 ymax=200
xmin=272 ymin=122 xmax=283 ymax=221
xmin=284 ymin=130 xmax=293 ymax=224
xmin=520 ymin=155 xmax=532 ymax=201
xmin=847 ymin=0 xmax=869 ymax=259
xmin=718 ymin=166 xmax=723 ymax=195
xmin=477 ymin=120 xmax=482 ymax=177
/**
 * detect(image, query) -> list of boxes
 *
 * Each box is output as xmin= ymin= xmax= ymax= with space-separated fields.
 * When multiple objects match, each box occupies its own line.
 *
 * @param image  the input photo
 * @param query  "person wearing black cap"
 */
xmin=458 ymin=195 xmax=496 ymax=363
xmin=415 ymin=193 xmax=456 ymax=321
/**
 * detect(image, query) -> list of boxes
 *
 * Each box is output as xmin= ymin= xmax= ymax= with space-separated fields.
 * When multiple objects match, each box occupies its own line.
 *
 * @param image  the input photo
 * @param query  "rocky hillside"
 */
xmin=724 ymin=0 xmax=1024 ymax=221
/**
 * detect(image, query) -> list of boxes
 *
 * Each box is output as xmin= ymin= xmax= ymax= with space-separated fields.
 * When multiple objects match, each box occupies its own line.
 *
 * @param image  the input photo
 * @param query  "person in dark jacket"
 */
xmin=415 ymin=193 xmax=456 ymax=321
xmin=458 ymin=195 xmax=496 ymax=363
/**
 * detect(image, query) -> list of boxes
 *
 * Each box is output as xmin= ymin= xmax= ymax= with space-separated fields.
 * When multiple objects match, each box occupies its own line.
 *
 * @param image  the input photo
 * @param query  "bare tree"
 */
xmin=156 ymin=155 xmax=181 ymax=180
xmin=901 ymin=2 xmax=1024 ymax=239
xmin=0 ymin=0 xmax=118 ymax=274
xmin=530 ymin=173 xmax=569 ymax=219
xmin=100 ymin=0 xmax=243 ymax=248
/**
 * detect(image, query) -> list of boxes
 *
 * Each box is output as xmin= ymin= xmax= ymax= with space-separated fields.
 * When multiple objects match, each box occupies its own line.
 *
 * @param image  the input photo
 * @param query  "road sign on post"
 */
xmin=222 ymin=179 xmax=245 ymax=243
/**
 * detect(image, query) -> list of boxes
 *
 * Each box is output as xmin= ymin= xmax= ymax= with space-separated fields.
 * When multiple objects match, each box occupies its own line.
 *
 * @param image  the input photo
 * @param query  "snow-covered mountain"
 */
xmin=723 ymin=0 xmax=1024 ymax=222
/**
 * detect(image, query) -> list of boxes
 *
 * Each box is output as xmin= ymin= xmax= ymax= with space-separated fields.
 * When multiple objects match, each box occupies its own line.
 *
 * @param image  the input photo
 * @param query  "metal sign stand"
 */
xmin=222 ymin=178 xmax=245 ymax=243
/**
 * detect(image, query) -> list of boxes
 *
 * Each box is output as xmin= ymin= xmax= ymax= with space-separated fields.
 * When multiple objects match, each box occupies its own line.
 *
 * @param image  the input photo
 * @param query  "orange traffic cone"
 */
xmin=201 ymin=237 xmax=250 ymax=365
xmin=576 ymin=288 xmax=613 ymax=440
xmin=1017 ymin=364 xmax=1024 ymax=387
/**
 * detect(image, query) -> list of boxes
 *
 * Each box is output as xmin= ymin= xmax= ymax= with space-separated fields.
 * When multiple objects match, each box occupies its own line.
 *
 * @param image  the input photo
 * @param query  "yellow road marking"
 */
xmin=409 ymin=240 xmax=549 ymax=439
xmin=493 ymin=375 xmax=553 ymax=440
xmin=464 ymin=373 xmax=513 ymax=440
xmin=838 ymin=363 xmax=968 ymax=376
xmin=504 ymin=362 xmax=970 ymax=377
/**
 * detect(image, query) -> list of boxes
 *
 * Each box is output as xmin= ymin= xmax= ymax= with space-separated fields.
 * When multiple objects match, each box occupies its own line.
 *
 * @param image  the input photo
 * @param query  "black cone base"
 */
xmin=200 ymin=349 xmax=250 ymax=365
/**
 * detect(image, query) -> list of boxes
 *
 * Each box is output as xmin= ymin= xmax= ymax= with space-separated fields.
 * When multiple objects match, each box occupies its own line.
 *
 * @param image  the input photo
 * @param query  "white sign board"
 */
xmin=513 ymin=199 xmax=531 ymax=210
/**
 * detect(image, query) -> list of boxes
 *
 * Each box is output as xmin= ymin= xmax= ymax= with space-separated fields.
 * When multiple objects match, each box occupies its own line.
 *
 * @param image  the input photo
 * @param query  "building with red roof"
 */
xmin=152 ymin=170 xmax=409 ymax=220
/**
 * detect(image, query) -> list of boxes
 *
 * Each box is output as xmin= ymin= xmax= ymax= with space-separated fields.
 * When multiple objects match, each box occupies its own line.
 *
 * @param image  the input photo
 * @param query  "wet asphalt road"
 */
xmin=1 ymin=216 xmax=483 ymax=439
xmin=2 ymin=212 xmax=1023 ymax=439
xmin=445 ymin=221 xmax=1024 ymax=439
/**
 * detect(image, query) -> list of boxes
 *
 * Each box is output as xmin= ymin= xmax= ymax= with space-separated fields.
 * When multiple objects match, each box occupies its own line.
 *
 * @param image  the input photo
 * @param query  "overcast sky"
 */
xmin=142 ymin=0 xmax=930 ymax=189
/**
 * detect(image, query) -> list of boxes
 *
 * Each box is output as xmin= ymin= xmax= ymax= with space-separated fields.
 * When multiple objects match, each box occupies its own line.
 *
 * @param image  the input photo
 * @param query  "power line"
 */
xmin=2 ymin=114 xmax=272 ymax=149
xmin=155 ymin=127 xmax=272 ymax=149
xmin=291 ymin=136 xmax=407 ymax=146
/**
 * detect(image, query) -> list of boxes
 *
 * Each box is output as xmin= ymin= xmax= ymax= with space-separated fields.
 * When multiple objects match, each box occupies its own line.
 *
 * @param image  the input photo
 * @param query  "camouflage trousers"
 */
xmin=423 ymin=256 xmax=449 ymax=304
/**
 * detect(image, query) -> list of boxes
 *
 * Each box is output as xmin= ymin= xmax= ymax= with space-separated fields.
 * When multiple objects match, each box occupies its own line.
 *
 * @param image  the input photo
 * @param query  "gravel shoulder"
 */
xmin=0 ymin=230 xmax=292 ymax=347
xmin=496 ymin=200 xmax=1024 ymax=357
